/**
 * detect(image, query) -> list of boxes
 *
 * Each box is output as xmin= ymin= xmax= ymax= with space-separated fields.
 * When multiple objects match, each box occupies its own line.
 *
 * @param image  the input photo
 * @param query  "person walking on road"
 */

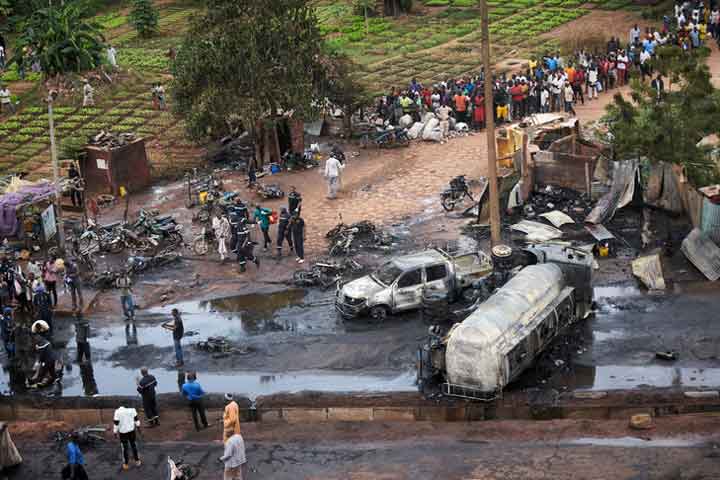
xmin=162 ymin=308 xmax=184 ymax=367
xmin=62 ymin=432 xmax=89 ymax=480
xmin=116 ymin=270 xmax=134 ymax=320
xmin=288 ymin=186 xmax=302 ymax=215
xmin=323 ymin=154 xmax=345 ymax=199
xmin=182 ymin=371 xmax=209 ymax=431
xmin=253 ymin=205 xmax=273 ymax=251
xmin=75 ymin=313 xmax=91 ymax=364
xmin=0 ymin=84 xmax=15 ymax=114
xmin=290 ymin=213 xmax=305 ymax=264
xmin=220 ymin=432 xmax=247 ymax=480
xmin=137 ymin=367 xmax=159 ymax=427
xmin=64 ymin=259 xmax=83 ymax=312
xmin=223 ymin=393 xmax=241 ymax=443
xmin=113 ymin=405 xmax=142 ymax=471
xmin=235 ymin=220 xmax=259 ymax=273
xmin=275 ymin=208 xmax=293 ymax=257
xmin=33 ymin=283 xmax=53 ymax=334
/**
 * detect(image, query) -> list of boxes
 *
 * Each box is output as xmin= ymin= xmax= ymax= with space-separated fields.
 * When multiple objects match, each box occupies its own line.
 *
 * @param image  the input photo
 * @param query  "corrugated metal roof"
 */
xmin=511 ymin=220 xmax=563 ymax=242
xmin=701 ymin=197 xmax=720 ymax=245
xmin=681 ymin=228 xmax=720 ymax=281
xmin=631 ymin=254 xmax=666 ymax=290
xmin=539 ymin=210 xmax=575 ymax=228
xmin=586 ymin=160 xmax=640 ymax=224
xmin=585 ymin=224 xmax=615 ymax=241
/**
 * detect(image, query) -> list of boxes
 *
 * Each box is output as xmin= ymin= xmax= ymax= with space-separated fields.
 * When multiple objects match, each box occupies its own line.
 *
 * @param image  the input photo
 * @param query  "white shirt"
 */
xmin=630 ymin=27 xmax=640 ymax=42
xmin=540 ymin=89 xmax=549 ymax=106
xmin=588 ymin=69 xmax=598 ymax=84
xmin=640 ymin=50 xmax=651 ymax=64
xmin=107 ymin=47 xmax=117 ymax=67
xmin=324 ymin=157 xmax=344 ymax=178
xmin=563 ymin=85 xmax=574 ymax=102
xmin=0 ymin=88 xmax=10 ymax=104
xmin=83 ymin=84 xmax=94 ymax=97
xmin=113 ymin=406 xmax=139 ymax=434
xmin=0 ymin=46 xmax=4 ymax=59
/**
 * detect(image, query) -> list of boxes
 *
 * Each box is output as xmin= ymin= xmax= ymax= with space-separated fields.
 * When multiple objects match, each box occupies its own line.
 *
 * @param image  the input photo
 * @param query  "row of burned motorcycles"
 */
xmin=72 ymin=209 xmax=184 ymax=289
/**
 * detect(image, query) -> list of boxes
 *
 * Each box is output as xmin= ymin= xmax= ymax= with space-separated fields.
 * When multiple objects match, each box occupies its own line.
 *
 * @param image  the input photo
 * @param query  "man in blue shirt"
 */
xmin=63 ymin=433 xmax=88 ymax=480
xmin=182 ymin=371 xmax=209 ymax=431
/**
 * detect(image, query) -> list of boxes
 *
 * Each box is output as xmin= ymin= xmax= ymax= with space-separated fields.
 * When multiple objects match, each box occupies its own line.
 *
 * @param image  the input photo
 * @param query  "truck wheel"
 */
xmin=369 ymin=306 xmax=388 ymax=323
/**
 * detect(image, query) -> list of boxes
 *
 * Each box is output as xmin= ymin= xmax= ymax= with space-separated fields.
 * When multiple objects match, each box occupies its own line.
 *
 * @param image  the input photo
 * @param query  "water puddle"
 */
xmin=12 ymin=360 xmax=416 ymax=400
xmin=568 ymin=437 xmax=703 ymax=448
xmin=592 ymin=329 xmax=626 ymax=342
xmin=593 ymin=285 xmax=642 ymax=299
xmin=561 ymin=365 xmax=720 ymax=391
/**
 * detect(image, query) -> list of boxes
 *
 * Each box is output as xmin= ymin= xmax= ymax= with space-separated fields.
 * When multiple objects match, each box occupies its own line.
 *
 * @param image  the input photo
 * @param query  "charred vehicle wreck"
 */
xmin=417 ymin=244 xmax=594 ymax=400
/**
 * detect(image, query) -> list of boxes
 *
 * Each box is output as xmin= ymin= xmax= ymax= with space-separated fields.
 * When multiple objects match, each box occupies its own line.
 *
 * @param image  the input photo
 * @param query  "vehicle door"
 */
xmin=393 ymin=268 xmax=424 ymax=311
xmin=424 ymin=263 xmax=450 ymax=297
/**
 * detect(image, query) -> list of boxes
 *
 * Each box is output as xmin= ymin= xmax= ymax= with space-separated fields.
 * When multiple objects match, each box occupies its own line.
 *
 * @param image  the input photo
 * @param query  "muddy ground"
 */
xmin=6 ymin=416 xmax=720 ymax=479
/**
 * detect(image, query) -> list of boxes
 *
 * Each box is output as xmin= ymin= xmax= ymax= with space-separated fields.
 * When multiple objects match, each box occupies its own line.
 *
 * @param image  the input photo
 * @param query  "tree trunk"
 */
xmin=252 ymin=121 xmax=262 ymax=170
xmin=263 ymin=123 xmax=272 ymax=166
xmin=272 ymin=122 xmax=282 ymax=165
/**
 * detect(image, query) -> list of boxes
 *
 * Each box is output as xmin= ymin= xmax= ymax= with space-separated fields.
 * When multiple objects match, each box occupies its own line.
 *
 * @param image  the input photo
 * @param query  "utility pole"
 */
xmin=48 ymin=91 xmax=66 ymax=251
xmin=480 ymin=0 xmax=501 ymax=246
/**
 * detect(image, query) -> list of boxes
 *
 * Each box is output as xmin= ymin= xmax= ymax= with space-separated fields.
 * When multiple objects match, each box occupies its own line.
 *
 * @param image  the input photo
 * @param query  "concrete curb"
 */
xmin=2 ymin=388 xmax=720 ymax=425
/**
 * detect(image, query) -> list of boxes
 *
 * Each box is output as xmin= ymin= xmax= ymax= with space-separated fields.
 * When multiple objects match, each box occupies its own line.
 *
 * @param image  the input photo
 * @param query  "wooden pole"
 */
xmin=480 ymin=0 xmax=501 ymax=245
xmin=48 ymin=93 xmax=66 ymax=252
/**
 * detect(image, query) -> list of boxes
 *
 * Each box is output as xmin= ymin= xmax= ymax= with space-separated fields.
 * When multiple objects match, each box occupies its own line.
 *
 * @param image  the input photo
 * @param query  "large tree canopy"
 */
xmin=11 ymin=3 xmax=105 ymax=76
xmin=605 ymin=45 xmax=720 ymax=186
xmin=171 ymin=0 xmax=329 ymax=140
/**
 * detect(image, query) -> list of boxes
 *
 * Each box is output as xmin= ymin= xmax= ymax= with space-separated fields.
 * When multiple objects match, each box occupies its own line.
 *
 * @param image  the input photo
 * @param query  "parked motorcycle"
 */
xmin=440 ymin=175 xmax=475 ymax=212
xmin=363 ymin=125 xmax=410 ymax=149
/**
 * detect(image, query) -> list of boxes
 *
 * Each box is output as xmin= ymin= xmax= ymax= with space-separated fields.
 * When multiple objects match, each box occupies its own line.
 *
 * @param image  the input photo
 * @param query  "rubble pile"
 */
xmin=326 ymin=220 xmax=394 ymax=256
xmin=525 ymin=185 xmax=592 ymax=223
xmin=194 ymin=336 xmax=251 ymax=358
xmin=89 ymin=131 xmax=138 ymax=149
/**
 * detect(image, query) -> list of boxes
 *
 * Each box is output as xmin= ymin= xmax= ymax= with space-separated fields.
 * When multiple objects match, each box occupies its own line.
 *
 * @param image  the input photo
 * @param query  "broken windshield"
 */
xmin=372 ymin=262 xmax=403 ymax=286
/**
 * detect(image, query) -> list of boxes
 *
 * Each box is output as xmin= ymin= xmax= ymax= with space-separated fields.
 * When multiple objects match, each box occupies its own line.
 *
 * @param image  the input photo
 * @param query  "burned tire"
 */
xmin=369 ymin=305 xmax=389 ymax=323
xmin=193 ymin=237 xmax=209 ymax=256
xmin=441 ymin=195 xmax=457 ymax=212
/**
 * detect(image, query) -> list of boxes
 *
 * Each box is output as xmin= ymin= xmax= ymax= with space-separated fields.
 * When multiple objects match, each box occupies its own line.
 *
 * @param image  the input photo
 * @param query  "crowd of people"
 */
xmin=373 ymin=1 xmax=716 ymax=137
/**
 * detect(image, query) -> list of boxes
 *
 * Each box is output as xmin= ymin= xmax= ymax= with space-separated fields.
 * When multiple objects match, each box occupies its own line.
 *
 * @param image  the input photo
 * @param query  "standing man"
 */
xmin=33 ymin=283 xmax=53 ymax=333
xmin=63 ymin=432 xmax=88 ymax=480
xmin=235 ymin=220 xmax=259 ymax=273
xmin=217 ymin=214 xmax=231 ymax=262
xmin=1 ymin=307 xmax=14 ymax=359
xmin=68 ymin=163 xmax=84 ymax=208
xmin=113 ymin=405 xmax=142 ymax=471
xmin=436 ymin=102 xmax=452 ymax=138
xmin=563 ymin=83 xmax=576 ymax=116
xmin=288 ymin=186 xmax=302 ymax=215
xmin=323 ymin=153 xmax=345 ymax=200
xmin=75 ymin=313 xmax=91 ymax=364
xmin=82 ymin=80 xmax=94 ymax=107
xmin=43 ymin=255 xmax=59 ymax=307
xmin=220 ymin=432 xmax=247 ymax=480
xmin=64 ymin=259 xmax=83 ymax=312
xmin=162 ymin=308 xmax=184 ymax=367
xmin=253 ymin=204 xmax=272 ymax=252
xmin=223 ymin=393 xmax=241 ymax=443
xmin=116 ymin=270 xmax=134 ymax=320
xmin=182 ymin=372 xmax=209 ymax=431
xmin=107 ymin=45 xmax=118 ymax=69
xmin=275 ymin=208 xmax=294 ymax=257
xmin=290 ymin=213 xmax=305 ymax=265
xmin=137 ymin=367 xmax=159 ymax=427
xmin=0 ymin=84 xmax=15 ymax=114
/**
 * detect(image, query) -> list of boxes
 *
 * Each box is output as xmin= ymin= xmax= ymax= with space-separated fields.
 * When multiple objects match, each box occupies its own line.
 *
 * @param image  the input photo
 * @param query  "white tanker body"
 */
xmin=419 ymin=245 xmax=594 ymax=400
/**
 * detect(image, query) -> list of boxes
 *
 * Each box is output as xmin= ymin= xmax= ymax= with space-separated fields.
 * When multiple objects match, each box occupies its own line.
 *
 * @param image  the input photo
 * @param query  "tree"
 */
xmin=383 ymin=0 xmax=412 ymax=17
xmin=172 ymin=0 xmax=329 ymax=156
xmin=320 ymin=50 xmax=373 ymax=135
xmin=11 ymin=3 xmax=105 ymax=77
xmin=604 ymin=45 xmax=720 ymax=187
xmin=128 ymin=0 xmax=159 ymax=38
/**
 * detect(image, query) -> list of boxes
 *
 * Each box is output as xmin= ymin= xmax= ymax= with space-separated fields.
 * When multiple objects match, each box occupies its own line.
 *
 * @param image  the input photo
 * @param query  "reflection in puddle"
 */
xmin=568 ymin=437 xmax=702 ymax=448
xmin=593 ymin=285 xmax=642 ymax=299
xmin=9 ymin=359 xmax=416 ymax=400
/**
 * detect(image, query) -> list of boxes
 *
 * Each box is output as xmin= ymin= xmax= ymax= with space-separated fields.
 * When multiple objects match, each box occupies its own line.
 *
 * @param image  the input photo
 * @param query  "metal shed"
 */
xmin=82 ymin=138 xmax=151 ymax=195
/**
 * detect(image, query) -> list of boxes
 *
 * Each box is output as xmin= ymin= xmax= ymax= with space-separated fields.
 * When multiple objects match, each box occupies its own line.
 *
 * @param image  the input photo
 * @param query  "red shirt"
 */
xmin=510 ymin=85 xmax=523 ymax=102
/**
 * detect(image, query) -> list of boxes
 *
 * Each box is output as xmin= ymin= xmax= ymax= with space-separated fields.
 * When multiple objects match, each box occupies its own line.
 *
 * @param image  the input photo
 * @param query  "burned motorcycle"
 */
xmin=440 ymin=175 xmax=475 ymax=212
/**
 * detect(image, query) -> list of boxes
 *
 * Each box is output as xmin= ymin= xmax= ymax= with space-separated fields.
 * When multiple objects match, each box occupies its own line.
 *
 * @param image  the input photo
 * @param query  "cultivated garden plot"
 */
xmin=0 ymin=0 xmax=639 ymax=177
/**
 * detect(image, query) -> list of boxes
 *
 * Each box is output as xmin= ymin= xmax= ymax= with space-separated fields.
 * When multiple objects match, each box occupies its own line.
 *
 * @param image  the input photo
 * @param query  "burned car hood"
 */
xmin=341 ymin=276 xmax=385 ymax=299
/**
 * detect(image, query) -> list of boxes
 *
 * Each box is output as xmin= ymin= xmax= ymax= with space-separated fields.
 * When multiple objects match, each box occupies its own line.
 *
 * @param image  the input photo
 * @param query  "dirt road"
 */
xmin=10 ymin=416 xmax=720 ymax=479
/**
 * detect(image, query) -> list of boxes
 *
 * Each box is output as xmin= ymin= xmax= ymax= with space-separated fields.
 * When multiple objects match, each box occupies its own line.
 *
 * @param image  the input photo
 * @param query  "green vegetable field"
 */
xmin=0 ymin=0 xmax=639 ymax=178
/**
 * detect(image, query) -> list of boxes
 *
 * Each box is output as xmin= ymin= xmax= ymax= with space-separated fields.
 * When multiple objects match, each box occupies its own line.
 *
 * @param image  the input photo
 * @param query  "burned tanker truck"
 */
xmin=417 ymin=244 xmax=594 ymax=400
